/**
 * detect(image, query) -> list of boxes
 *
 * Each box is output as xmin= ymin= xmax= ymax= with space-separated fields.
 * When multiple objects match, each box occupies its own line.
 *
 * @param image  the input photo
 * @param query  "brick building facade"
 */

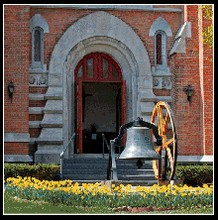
xmin=4 ymin=4 xmax=213 ymax=164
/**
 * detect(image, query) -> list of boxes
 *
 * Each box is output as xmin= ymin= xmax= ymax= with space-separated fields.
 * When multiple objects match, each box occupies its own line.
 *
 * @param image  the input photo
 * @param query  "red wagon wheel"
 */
xmin=150 ymin=101 xmax=177 ymax=184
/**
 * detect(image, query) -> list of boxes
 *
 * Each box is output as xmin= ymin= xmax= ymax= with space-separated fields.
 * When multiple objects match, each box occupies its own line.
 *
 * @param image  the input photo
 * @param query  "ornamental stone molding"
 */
xmin=153 ymin=76 xmax=172 ymax=90
xmin=29 ymin=73 xmax=48 ymax=86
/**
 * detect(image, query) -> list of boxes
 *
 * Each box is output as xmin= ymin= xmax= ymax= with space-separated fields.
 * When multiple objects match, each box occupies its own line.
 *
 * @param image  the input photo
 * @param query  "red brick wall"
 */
xmin=4 ymin=5 xmax=30 ymax=133
xmin=4 ymin=143 xmax=30 ymax=154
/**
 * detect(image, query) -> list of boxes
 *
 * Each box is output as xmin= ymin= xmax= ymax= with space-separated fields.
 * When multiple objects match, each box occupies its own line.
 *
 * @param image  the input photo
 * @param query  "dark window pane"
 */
xmin=156 ymin=34 xmax=162 ymax=65
xmin=77 ymin=65 xmax=83 ymax=78
xmin=103 ymin=59 xmax=108 ymax=78
xmin=34 ymin=29 xmax=41 ymax=62
xmin=87 ymin=58 xmax=93 ymax=78
xmin=112 ymin=64 xmax=118 ymax=78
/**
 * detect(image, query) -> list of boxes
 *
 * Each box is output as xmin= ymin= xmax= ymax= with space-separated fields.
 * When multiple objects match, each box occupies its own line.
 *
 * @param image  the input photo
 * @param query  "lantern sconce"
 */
xmin=8 ymin=81 xmax=15 ymax=103
xmin=184 ymin=84 xmax=193 ymax=102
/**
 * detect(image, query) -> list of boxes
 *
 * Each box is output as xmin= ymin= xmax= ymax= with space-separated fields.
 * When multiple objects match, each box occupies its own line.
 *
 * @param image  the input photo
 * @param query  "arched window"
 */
xmin=149 ymin=17 xmax=172 ymax=73
xmin=30 ymin=14 xmax=49 ymax=72
xmin=33 ymin=28 xmax=43 ymax=62
xmin=156 ymin=33 xmax=162 ymax=65
xmin=154 ymin=31 xmax=167 ymax=68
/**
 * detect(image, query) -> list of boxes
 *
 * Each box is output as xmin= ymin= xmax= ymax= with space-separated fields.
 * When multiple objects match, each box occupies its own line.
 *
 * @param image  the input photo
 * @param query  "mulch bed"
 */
xmin=113 ymin=206 xmax=175 ymax=213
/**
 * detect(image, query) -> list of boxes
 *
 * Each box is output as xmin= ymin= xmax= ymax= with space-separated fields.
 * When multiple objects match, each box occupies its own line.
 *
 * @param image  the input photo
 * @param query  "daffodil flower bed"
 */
xmin=4 ymin=176 xmax=213 ymax=209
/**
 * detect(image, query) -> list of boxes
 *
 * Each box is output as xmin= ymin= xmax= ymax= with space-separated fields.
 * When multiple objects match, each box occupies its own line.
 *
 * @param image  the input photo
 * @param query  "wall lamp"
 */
xmin=184 ymin=84 xmax=193 ymax=102
xmin=8 ymin=81 xmax=15 ymax=103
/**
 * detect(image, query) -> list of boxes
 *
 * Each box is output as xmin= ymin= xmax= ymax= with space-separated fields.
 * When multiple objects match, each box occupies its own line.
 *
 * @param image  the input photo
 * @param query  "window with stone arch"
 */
xmin=149 ymin=17 xmax=172 ymax=73
xmin=30 ymin=14 xmax=49 ymax=72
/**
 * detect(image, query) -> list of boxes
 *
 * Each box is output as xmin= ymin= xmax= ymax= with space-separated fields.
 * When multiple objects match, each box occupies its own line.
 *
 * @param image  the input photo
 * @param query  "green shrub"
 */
xmin=175 ymin=163 xmax=213 ymax=186
xmin=4 ymin=163 xmax=60 ymax=180
xmin=4 ymin=162 xmax=213 ymax=187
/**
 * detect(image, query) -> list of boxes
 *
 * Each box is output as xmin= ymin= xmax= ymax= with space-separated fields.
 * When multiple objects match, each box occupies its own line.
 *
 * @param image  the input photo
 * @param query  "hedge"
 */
xmin=4 ymin=162 xmax=213 ymax=186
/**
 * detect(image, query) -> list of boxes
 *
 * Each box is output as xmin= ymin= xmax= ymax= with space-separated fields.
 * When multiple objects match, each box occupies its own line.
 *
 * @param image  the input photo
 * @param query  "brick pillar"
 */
xmin=201 ymin=5 xmax=213 ymax=155
xmin=4 ymin=5 xmax=31 ymax=162
xmin=170 ymin=5 xmax=205 ymax=156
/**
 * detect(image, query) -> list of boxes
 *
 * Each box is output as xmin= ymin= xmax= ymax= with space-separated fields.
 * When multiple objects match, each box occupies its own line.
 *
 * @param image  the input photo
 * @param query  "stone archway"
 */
xmin=36 ymin=11 xmax=155 ymax=162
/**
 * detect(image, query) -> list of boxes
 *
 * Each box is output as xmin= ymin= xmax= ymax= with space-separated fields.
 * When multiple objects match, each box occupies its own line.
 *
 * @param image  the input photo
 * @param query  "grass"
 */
xmin=4 ymin=189 xmax=214 ymax=215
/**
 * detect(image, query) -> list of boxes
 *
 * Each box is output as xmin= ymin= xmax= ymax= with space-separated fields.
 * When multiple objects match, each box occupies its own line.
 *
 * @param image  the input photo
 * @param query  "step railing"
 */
xmin=102 ymin=133 xmax=110 ymax=158
xmin=102 ymin=133 xmax=117 ymax=180
xmin=60 ymin=133 xmax=76 ymax=179
xmin=107 ymin=139 xmax=118 ymax=180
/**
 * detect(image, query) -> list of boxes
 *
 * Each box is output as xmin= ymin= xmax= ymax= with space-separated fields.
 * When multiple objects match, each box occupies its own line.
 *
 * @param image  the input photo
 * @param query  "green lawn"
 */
xmin=4 ymin=190 xmax=213 ymax=215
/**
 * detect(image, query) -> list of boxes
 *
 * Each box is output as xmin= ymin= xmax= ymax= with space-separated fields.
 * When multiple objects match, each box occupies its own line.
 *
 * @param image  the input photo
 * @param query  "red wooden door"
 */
xmin=121 ymin=80 xmax=126 ymax=125
xmin=75 ymin=52 xmax=125 ymax=153
xmin=121 ymin=79 xmax=127 ymax=146
xmin=76 ymin=79 xmax=83 ymax=153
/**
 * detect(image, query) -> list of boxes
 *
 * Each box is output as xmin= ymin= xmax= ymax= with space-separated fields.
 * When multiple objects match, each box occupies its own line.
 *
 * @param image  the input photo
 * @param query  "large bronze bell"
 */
xmin=119 ymin=127 xmax=161 ymax=160
xmin=117 ymin=117 xmax=161 ymax=160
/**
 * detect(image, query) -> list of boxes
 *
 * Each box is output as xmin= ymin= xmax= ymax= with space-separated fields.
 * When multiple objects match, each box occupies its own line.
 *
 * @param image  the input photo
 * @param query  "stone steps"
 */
xmin=61 ymin=156 xmax=158 ymax=185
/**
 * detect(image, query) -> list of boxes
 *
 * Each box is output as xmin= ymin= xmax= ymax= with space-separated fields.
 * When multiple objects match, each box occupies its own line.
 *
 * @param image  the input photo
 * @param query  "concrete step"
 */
xmin=61 ymin=156 xmax=157 ymax=185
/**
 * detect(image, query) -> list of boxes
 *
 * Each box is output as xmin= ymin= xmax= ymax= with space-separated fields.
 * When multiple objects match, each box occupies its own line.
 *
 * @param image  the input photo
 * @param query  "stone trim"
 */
xmin=177 ymin=155 xmax=213 ymax=163
xmin=29 ymin=107 xmax=44 ymax=114
xmin=140 ymin=95 xmax=172 ymax=102
xmin=30 ymin=14 xmax=49 ymax=33
xmin=4 ymin=133 xmax=30 ymax=143
xmin=30 ymin=4 xmax=182 ymax=12
xmin=29 ymin=121 xmax=41 ymax=128
xmin=29 ymin=94 xmax=45 ymax=101
xmin=29 ymin=72 xmax=48 ymax=86
xmin=152 ymin=76 xmax=172 ymax=90
xmin=149 ymin=17 xmax=173 ymax=37
xmin=4 ymin=155 xmax=33 ymax=163
xmin=170 ymin=22 xmax=192 ymax=55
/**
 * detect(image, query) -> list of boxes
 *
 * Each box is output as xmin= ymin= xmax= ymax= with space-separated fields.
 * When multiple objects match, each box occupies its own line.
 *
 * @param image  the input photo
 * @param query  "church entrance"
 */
xmin=74 ymin=52 xmax=126 ymax=153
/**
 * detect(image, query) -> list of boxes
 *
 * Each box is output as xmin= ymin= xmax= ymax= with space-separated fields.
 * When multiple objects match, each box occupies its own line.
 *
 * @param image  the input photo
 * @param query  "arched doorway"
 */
xmin=74 ymin=52 xmax=126 ymax=153
xmin=36 ymin=11 xmax=154 ymax=163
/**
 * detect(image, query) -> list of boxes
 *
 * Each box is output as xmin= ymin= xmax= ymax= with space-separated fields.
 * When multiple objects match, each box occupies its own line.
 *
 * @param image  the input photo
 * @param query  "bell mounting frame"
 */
xmin=150 ymin=101 xmax=177 ymax=185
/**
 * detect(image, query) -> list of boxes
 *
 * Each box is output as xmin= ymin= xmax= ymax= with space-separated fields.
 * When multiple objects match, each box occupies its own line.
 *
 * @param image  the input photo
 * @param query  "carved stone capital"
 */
xmin=29 ymin=73 xmax=48 ymax=86
xmin=153 ymin=76 xmax=172 ymax=89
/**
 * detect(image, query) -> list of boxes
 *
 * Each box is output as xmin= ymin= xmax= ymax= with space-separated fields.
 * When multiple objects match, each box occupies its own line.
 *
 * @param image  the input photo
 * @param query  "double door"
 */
xmin=74 ymin=52 xmax=126 ymax=153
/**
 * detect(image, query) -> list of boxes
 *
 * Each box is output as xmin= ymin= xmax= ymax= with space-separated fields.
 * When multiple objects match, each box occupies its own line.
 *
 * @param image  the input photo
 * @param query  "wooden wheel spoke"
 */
xmin=163 ymin=138 xmax=174 ymax=148
xmin=166 ymin=147 xmax=173 ymax=167
xmin=152 ymin=160 xmax=159 ymax=178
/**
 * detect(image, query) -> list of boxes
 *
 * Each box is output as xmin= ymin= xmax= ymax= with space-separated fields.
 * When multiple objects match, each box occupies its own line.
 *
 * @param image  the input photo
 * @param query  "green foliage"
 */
xmin=4 ymin=162 xmax=213 ymax=187
xmin=201 ymin=5 xmax=213 ymax=48
xmin=176 ymin=163 xmax=213 ymax=186
xmin=201 ymin=5 xmax=213 ymax=19
xmin=4 ymin=189 xmax=213 ymax=214
xmin=4 ymin=189 xmax=115 ymax=214
xmin=4 ymin=178 xmax=213 ymax=213
xmin=203 ymin=25 xmax=213 ymax=47
xmin=4 ymin=163 xmax=60 ymax=180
